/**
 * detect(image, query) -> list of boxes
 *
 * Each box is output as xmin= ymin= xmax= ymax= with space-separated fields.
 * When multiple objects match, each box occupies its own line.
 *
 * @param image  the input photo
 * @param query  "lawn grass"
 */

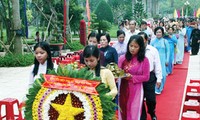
xmin=108 ymin=24 xmax=118 ymax=38
xmin=1 ymin=24 xmax=119 ymax=44
xmin=71 ymin=24 xmax=119 ymax=38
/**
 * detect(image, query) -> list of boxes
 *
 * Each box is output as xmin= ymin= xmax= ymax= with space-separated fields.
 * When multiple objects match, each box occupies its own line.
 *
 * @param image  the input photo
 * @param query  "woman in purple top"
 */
xmin=118 ymin=35 xmax=150 ymax=120
xmin=112 ymin=30 xmax=127 ymax=57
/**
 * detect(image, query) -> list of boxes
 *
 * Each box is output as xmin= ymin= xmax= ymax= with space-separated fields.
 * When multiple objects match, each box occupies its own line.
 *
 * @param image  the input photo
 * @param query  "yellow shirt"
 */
xmin=100 ymin=68 xmax=118 ymax=99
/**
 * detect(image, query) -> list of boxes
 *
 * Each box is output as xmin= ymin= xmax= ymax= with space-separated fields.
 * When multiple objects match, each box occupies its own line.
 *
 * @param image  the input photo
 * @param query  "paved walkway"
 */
xmin=0 ymin=66 xmax=31 ymax=102
xmin=0 ymin=51 xmax=199 ymax=118
xmin=185 ymin=53 xmax=200 ymax=81
xmin=179 ymin=52 xmax=200 ymax=119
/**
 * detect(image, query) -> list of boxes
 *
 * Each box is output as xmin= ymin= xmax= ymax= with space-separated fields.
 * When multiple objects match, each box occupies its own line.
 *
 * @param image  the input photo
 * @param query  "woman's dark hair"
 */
xmin=180 ymin=20 xmax=185 ymax=28
xmin=154 ymin=26 xmax=164 ymax=36
xmin=99 ymin=33 xmax=111 ymax=43
xmin=159 ymin=21 xmax=164 ymax=27
xmin=88 ymin=31 xmax=97 ymax=40
xmin=125 ymin=35 xmax=145 ymax=62
xmin=140 ymin=21 xmax=147 ymax=26
xmin=120 ymin=21 xmax=125 ymax=27
xmin=138 ymin=31 xmax=148 ymax=41
xmin=83 ymin=45 xmax=101 ymax=77
xmin=117 ymin=30 xmax=125 ymax=37
xmin=33 ymin=42 xmax=53 ymax=76
xmin=167 ymin=26 xmax=174 ymax=31
xmin=36 ymin=31 xmax=39 ymax=36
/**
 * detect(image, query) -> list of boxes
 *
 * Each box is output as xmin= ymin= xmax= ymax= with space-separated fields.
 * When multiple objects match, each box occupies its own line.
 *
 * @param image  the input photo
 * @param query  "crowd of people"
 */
xmin=29 ymin=17 xmax=200 ymax=120
xmin=118 ymin=18 xmax=199 ymax=120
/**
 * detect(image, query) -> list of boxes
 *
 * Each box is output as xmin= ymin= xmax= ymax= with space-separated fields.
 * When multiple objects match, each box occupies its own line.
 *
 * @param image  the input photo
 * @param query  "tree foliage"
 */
xmin=159 ymin=0 xmax=200 ymax=17
xmin=89 ymin=13 xmax=98 ymax=31
xmin=69 ymin=0 xmax=84 ymax=34
xmin=0 ymin=0 xmax=13 ymax=44
xmin=89 ymin=0 xmax=102 ymax=12
xmin=107 ymin=0 xmax=132 ymax=24
xmin=95 ymin=0 xmax=113 ymax=23
xmin=90 ymin=13 xmax=112 ymax=34
xmin=93 ymin=0 xmax=113 ymax=33
xmin=133 ymin=0 xmax=147 ymax=25
xmin=88 ymin=0 xmax=132 ymax=24
xmin=123 ymin=5 xmax=133 ymax=21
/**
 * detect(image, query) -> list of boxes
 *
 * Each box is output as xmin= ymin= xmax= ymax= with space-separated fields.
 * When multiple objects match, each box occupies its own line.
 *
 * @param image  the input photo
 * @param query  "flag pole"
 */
xmin=86 ymin=0 xmax=91 ymax=35
xmin=63 ymin=0 xmax=67 ymax=44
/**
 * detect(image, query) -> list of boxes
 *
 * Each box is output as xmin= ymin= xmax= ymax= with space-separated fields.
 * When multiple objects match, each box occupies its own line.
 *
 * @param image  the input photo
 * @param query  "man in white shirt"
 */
xmin=140 ymin=21 xmax=151 ymax=37
xmin=138 ymin=32 xmax=162 ymax=120
xmin=125 ymin=20 xmax=140 ymax=44
xmin=140 ymin=21 xmax=155 ymax=44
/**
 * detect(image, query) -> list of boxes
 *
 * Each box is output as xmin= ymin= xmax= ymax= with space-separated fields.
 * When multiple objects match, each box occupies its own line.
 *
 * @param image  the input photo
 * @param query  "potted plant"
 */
xmin=49 ymin=31 xmax=64 ymax=57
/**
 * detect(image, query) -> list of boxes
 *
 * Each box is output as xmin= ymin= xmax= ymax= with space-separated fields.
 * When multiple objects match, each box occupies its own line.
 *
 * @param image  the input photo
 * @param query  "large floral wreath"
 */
xmin=25 ymin=64 xmax=116 ymax=120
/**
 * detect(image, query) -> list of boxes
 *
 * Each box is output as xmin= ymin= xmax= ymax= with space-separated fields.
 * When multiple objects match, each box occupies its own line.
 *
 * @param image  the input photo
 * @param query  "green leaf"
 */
xmin=25 ymin=64 xmax=116 ymax=119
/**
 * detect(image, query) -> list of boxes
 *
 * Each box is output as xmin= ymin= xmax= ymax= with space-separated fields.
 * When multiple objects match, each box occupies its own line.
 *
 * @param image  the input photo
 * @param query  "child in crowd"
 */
xmin=29 ymin=41 xmax=57 ymax=87
xmin=35 ymin=31 xmax=41 ymax=43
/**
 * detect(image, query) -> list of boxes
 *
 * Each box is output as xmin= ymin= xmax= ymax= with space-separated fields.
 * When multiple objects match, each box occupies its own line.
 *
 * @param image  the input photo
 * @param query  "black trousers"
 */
xmin=191 ymin=39 xmax=200 ymax=55
xmin=140 ymin=72 xmax=157 ymax=120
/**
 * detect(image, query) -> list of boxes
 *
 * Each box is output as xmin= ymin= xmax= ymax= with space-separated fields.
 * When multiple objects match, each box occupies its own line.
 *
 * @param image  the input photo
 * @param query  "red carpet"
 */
xmin=174 ymin=53 xmax=190 ymax=70
xmin=147 ymin=53 xmax=190 ymax=120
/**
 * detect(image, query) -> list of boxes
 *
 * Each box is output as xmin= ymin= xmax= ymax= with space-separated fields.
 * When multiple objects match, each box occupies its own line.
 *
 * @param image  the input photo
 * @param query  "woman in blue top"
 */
xmin=150 ymin=27 xmax=170 ymax=94
xmin=99 ymin=33 xmax=118 ymax=66
xmin=176 ymin=21 xmax=186 ymax=64
xmin=164 ymin=27 xmax=177 ymax=75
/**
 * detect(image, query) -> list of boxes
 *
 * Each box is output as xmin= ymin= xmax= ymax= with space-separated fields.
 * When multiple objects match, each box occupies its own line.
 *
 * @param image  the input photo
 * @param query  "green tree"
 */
xmin=123 ymin=5 xmax=133 ymax=21
xmin=0 ymin=0 xmax=13 ymax=45
xmin=95 ymin=0 xmax=113 ymax=23
xmin=133 ymin=0 xmax=147 ymax=25
xmin=89 ymin=13 xmax=98 ymax=31
xmin=69 ymin=0 xmax=84 ymax=35
xmin=158 ymin=0 xmax=200 ymax=17
xmin=107 ymin=0 xmax=132 ymax=24
xmin=94 ymin=0 xmax=113 ymax=33
xmin=89 ymin=0 xmax=102 ymax=12
xmin=31 ymin=0 xmax=57 ymax=36
xmin=32 ymin=0 xmax=84 ymax=36
xmin=107 ymin=0 xmax=123 ymax=23
xmin=90 ymin=13 xmax=112 ymax=34
xmin=12 ymin=0 xmax=23 ymax=54
xmin=0 ymin=0 xmax=23 ymax=54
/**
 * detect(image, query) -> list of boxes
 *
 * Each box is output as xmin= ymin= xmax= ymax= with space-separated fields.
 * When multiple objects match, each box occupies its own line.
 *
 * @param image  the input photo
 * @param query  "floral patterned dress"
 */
xmin=118 ymin=55 xmax=150 ymax=120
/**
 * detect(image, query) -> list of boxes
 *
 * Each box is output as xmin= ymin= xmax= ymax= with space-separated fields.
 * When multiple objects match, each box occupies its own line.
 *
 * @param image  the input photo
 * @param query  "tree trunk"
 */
xmin=6 ymin=0 xmax=13 ymax=44
xmin=142 ymin=0 xmax=147 ymax=12
xmin=0 ymin=0 xmax=13 ymax=46
xmin=66 ymin=0 xmax=70 ymax=42
xmin=132 ymin=0 xmax=136 ymax=14
xmin=5 ymin=19 xmax=13 ymax=45
xmin=12 ymin=0 xmax=23 ymax=54
xmin=0 ymin=20 xmax=3 ymax=42
xmin=152 ymin=0 xmax=159 ymax=16
xmin=171 ymin=0 xmax=174 ymax=7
